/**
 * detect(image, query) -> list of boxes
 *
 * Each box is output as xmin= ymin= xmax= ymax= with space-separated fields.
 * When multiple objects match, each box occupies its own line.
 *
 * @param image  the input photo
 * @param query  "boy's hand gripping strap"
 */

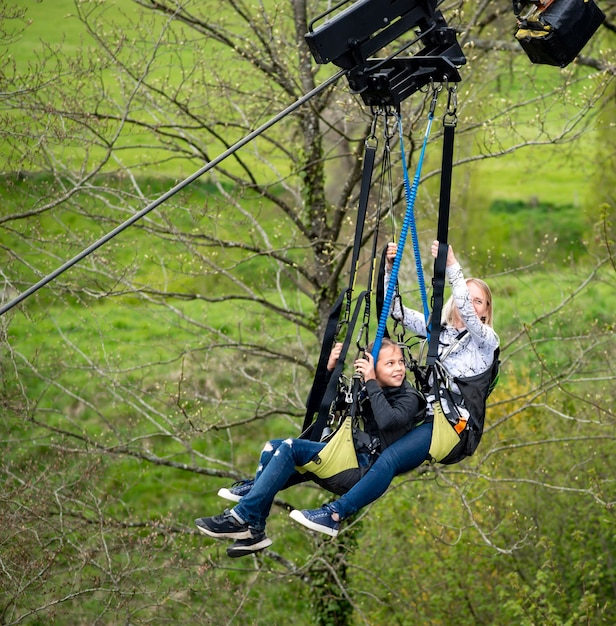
xmin=302 ymin=291 xmax=368 ymax=441
xmin=302 ymin=289 xmax=346 ymax=433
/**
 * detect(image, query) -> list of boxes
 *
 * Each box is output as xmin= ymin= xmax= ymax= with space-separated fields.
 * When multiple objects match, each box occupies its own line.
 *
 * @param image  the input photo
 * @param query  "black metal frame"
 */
xmin=305 ymin=0 xmax=465 ymax=106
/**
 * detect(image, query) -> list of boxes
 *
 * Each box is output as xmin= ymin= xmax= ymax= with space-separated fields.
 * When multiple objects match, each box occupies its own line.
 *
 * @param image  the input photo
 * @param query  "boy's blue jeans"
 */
xmin=329 ymin=421 xmax=433 ymax=520
xmin=233 ymin=422 xmax=433 ymax=529
xmin=233 ymin=438 xmax=325 ymax=530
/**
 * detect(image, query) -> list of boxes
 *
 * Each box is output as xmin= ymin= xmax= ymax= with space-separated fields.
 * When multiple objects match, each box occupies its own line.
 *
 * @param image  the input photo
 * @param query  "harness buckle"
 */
xmin=454 ymin=419 xmax=467 ymax=434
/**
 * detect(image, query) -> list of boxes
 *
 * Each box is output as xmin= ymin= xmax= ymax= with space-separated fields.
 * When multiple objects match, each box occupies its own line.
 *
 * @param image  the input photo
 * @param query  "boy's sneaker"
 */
xmin=218 ymin=479 xmax=254 ymax=503
xmin=289 ymin=505 xmax=340 ymax=537
xmin=195 ymin=509 xmax=251 ymax=540
xmin=226 ymin=529 xmax=273 ymax=558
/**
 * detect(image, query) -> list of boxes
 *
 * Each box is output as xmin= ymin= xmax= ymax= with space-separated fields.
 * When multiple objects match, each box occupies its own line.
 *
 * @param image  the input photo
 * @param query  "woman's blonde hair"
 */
xmin=442 ymin=278 xmax=494 ymax=327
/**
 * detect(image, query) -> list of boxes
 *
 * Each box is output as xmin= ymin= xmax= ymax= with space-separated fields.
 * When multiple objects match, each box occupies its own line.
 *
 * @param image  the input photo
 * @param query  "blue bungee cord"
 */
xmin=372 ymin=90 xmax=437 ymax=359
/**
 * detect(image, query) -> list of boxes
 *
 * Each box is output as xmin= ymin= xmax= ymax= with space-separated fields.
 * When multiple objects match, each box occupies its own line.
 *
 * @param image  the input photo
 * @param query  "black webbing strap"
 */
xmin=360 ymin=116 xmax=394 ymax=349
xmin=312 ymin=144 xmax=389 ymax=434
xmin=426 ymin=121 xmax=455 ymax=366
xmin=347 ymin=140 xmax=377 ymax=301
xmin=302 ymin=290 xmax=368 ymax=441
xmin=300 ymin=126 xmax=378 ymax=438
xmin=375 ymin=245 xmax=391 ymax=340
xmin=302 ymin=289 xmax=346 ymax=432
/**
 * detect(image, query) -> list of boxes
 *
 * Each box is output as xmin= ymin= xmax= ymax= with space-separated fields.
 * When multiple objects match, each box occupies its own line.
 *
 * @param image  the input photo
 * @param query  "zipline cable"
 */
xmin=0 ymin=70 xmax=347 ymax=318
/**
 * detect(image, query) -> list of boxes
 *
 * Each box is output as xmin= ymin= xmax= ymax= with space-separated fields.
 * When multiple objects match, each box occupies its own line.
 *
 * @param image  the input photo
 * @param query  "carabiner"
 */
xmin=444 ymin=84 xmax=458 ymax=126
xmin=367 ymin=107 xmax=380 ymax=149
xmin=429 ymin=81 xmax=441 ymax=117
xmin=355 ymin=321 xmax=369 ymax=355
xmin=383 ymin=107 xmax=399 ymax=142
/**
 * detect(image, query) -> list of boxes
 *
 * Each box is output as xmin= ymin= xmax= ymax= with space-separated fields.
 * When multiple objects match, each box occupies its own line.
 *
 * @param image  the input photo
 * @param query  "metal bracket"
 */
xmin=305 ymin=0 xmax=465 ymax=107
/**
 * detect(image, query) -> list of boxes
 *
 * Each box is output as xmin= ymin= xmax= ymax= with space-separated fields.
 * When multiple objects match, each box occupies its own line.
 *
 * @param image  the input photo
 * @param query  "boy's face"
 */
xmin=375 ymin=345 xmax=406 ymax=388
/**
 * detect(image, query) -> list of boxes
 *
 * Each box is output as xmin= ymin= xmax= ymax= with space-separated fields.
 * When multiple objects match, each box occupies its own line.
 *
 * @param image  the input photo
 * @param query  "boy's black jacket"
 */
xmin=362 ymin=379 xmax=426 ymax=450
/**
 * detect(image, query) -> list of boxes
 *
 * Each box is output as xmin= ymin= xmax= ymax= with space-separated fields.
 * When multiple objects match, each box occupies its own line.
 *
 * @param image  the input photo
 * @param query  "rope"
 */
xmin=372 ymin=93 xmax=437 ymax=359
xmin=358 ymin=108 xmax=398 ymax=354
xmin=400 ymin=112 xmax=431 ymax=326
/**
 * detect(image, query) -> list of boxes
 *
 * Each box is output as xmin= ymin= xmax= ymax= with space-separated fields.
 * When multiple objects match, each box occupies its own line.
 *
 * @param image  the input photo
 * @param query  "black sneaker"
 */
xmin=218 ymin=479 xmax=254 ymax=503
xmin=289 ymin=505 xmax=340 ymax=537
xmin=195 ymin=509 xmax=251 ymax=540
xmin=226 ymin=529 xmax=273 ymax=558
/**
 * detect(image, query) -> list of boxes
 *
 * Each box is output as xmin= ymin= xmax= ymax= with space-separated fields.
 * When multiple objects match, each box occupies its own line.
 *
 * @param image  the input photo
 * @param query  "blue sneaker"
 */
xmin=289 ymin=505 xmax=340 ymax=537
xmin=218 ymin=479 xmax=254 ymax=503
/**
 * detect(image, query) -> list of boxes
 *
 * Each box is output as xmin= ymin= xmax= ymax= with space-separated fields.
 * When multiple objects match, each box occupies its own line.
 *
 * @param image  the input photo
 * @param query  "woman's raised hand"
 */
xmin=431 ymin=240 xmax=457 ymax=267
xmin=386 ymin=242 xmax=397 ymax=269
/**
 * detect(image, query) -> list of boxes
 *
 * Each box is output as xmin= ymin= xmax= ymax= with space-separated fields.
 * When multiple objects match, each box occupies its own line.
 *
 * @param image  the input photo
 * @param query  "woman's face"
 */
xmin=467 ymin=281 xmax=490 ymax=322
